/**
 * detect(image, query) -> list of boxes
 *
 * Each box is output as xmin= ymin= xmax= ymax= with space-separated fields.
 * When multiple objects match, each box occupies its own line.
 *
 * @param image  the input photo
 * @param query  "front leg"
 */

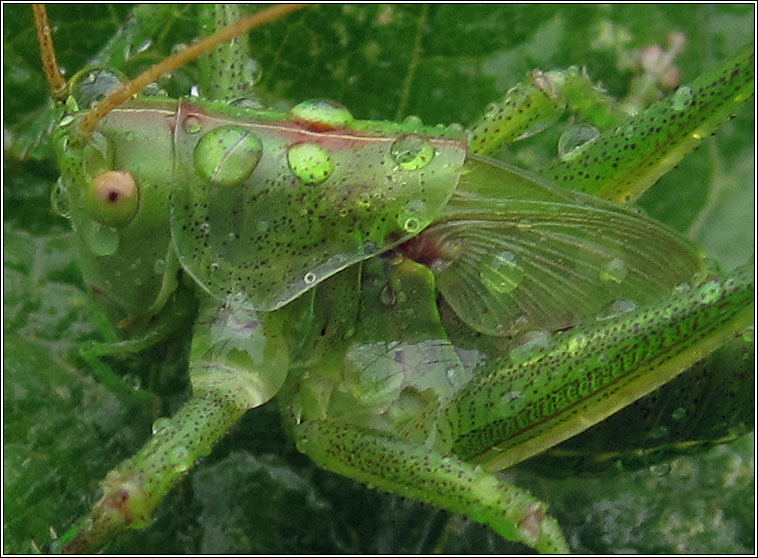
xmin=58 ymin=295 xmax=290 ymax=553
xmin=293 ymin=419 xmax=569 ymax=553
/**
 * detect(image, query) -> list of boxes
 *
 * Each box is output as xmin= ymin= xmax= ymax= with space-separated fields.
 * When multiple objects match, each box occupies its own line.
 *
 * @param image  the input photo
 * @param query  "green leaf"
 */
xmin=3 ymin=4 xmax=753 ymax=554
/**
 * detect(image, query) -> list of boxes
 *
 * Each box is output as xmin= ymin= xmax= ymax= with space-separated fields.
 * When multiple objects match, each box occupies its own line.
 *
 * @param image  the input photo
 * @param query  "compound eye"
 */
xmin=85 ymin=170 xmax=140 ymax=227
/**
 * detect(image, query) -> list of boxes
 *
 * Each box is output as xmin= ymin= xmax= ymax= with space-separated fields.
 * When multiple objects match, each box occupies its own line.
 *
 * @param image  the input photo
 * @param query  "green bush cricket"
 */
xmin=2 ymin=4 xmax=756 ymax=556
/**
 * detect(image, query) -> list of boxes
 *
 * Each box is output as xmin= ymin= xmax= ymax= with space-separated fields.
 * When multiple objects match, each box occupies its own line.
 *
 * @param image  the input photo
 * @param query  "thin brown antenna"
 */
xmin=33 ymin=4 xmax=68 ymax=100
xmin=77 ymin=3 xmax=308 ymax=139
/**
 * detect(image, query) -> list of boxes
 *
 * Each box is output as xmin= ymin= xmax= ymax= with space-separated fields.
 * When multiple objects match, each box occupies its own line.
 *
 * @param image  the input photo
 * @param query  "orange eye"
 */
xmin=85 ymin=170 xmax=140 ymax=227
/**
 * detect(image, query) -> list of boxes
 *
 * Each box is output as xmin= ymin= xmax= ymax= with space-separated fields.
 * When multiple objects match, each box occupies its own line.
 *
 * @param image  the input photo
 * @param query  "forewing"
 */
xmin=410 ymin=157 xmax=707 ymax=336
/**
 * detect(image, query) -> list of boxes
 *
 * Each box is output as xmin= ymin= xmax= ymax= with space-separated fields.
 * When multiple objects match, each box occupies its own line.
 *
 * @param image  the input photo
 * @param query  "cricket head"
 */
xmin=36 ymin=4 xmax=308 ymax=332
xmin=51 ymin=83 xmax=178 ymax=332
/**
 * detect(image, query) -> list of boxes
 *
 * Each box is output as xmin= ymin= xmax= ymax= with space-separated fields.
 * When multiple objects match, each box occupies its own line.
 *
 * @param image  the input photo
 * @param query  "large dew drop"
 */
xmin=50 ymin=177 xmax=71 ymax=219
xmin=151 ymin=417 xmax=172 ymax=435
xmin=509 ymin=330 xmax=553 ymax=365
xmin=194 ymin=125 xmax=263 ymax=187
xmin=242 ymin=58 xmax=263 ymax=86
xmin=290 ymin=99 xmax=354 ymax=129
xmin=390 ymin=134 xmax=435 ymax=170
xmin=169 ymin=445 xmax=192 ymax=473
xmin=599 ymin=257 xmax=627 ymax=284
xmin=671 ymin=86 xmax=694 ymax=111
xmin=287 ymin=142 xmax=335 ymax=185
xmin=182 ymin=115 xmax=202 ymax=134
xmin=479 ymin=251 xmax=525 ymax=294
xmin=558 ymin=124 xmax=600 ymax=159
xmin=84 ymin=221 xmax=120 ymax=256
xmin=68 ymin=68 xmax=126 ymax=111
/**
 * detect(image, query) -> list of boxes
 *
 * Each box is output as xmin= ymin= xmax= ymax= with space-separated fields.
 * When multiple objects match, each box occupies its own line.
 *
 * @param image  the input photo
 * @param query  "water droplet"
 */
xmin=142 ymin=82 xmax=168 ymax=97
xmin=122 ymin=373 xmax=142 ymax=391
xmin=390 ymin=134 xmax=435 ymax=170
xmin=153 ymin=259 xmax=166 ymax=275
xmin=501 ymin=390 xmax=524 ymax=405
xmin=395 ymin=199 xmax=428 ymax=233
xmin=84 ymin=221 xmax=120 ymax=256
xmin=257 ymin=220 xmax=269 ymax=232
xmin=741 ymin=326 xmax=754 ymax=343
xmin=135 ymin=39 xmax=152 ymax=54
xmin=171 ymin=42 xmax=187 ymax=56
xmin=304 ymin=271 xmax=317 ymax=285
xmin=242 ymin=58 xmax=262 ymax=85
xmin=230 ymin=96 xmax=264 ymax=109
xmin=194 ymin=125 xmax=263 ymax=187
xmin=672 ymin=282 xmax=692 ymax=295
xmin=69 ymin=68 xmax=125 ymax=110
xmin=483 ymin=102 xmax=500 ymax=118
xmin=287 ymin=142 xmax=334 ymax=185
xmin=671 ymin=86 xmax=693 ymax=111
xmin=607 ymin=299 xmax=637 ymax=316
xmin=599 ymin=258 xmax=627 ymax=283
xmin=402 ymin=217 xmax=421 ymax=233
xmin=47 ymin=527 xmax=62 ymax=553
xmin=152 ymin=417 xmax=171 ymax=435
xmin=50 ymin=177 xmax=71 ymax=218
xmin=479 ymin=251 xmax=525 ymax=294
xmin=209 ymin=262 xmax=220 ymax=273
xmin=183 ymin=115 xmax=202 ymax=133
xmin=379 ymin=284 xmax=396 ymax=306
xmin=558 ymin=124 xmax=600 ymax=159
xmin=671 ymin=407 xmax=687 ymax=421
xmin=343 ymin=325 xmax=356 ymax=340
xmin=387 ymin=252 xmax=405 ymax=266
xmin=510 ymin=330 xmax=552 ymax=365
xmin=170 ymin=445 xmax=192 ymax=473
xmin=402 ymin=115 xmax=423 ymax=127
xmin=290 ymin=99 xmax=353 ymax=129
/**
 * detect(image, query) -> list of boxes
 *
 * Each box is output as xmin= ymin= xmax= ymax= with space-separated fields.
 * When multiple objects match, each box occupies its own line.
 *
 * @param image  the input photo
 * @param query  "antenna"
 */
xmin=33 ymin=4 xmax=308 ymax=139
xmin=32 ymin=4 xmax=68 ymax=101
